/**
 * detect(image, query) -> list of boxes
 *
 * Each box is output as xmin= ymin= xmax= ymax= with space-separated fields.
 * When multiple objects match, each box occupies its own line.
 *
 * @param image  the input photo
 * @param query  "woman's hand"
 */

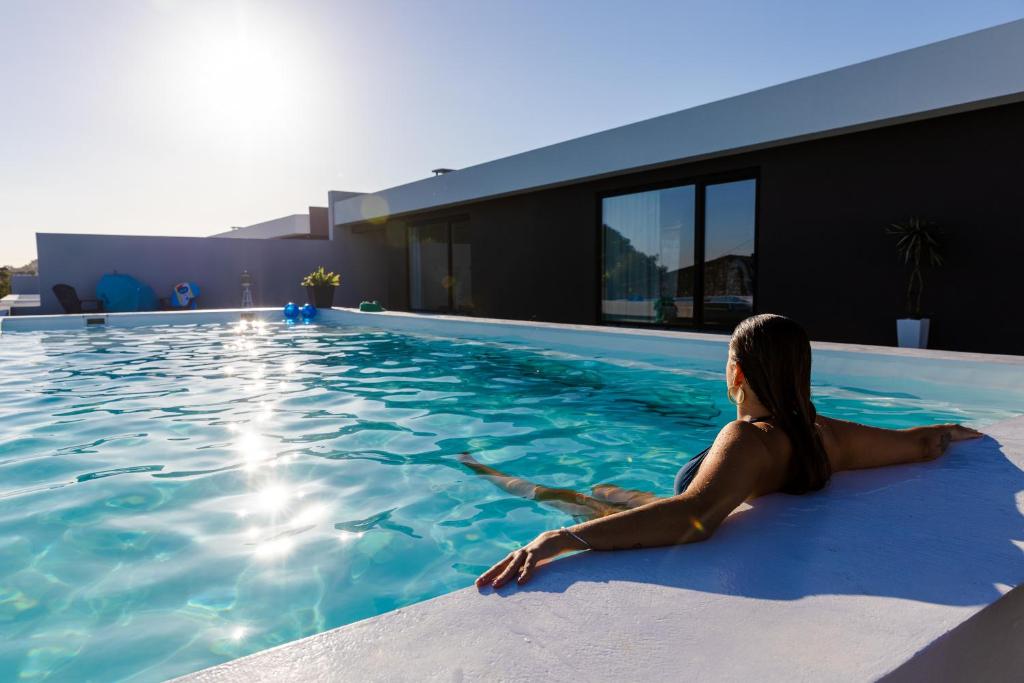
xmin=475 ymin=529 xmax=579 ymax=589
xmin=922 ymin=423 xmax=983 ymax=461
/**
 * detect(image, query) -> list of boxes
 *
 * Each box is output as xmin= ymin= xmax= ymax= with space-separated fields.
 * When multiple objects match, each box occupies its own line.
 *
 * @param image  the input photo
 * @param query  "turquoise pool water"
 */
xmin=0 ymin=321 xmax=1018 ymax=681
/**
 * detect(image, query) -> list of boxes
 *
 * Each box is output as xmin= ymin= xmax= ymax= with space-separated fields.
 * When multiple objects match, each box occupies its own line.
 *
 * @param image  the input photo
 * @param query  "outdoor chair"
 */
xmin=52 ymin=284 xmax=105 ymax=314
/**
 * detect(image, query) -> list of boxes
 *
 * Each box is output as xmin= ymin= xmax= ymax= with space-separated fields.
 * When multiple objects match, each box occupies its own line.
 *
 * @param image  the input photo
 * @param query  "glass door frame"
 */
xmin=595 ymin=168 xmax=760 ymax=330
xmin=406 ymin=214 xmax=469 ymax=313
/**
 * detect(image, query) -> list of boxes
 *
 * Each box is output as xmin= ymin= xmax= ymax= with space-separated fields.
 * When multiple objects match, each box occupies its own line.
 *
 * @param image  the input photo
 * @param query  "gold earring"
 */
xmin=736 ymin=387 xmax=746 ymax=404
xmin=728 ymin=385 xmax=745 ymax=405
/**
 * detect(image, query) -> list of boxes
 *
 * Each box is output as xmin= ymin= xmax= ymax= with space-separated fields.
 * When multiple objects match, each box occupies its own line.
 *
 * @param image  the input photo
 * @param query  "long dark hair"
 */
xmin=730 ymin=314 xmax=831 ymax=493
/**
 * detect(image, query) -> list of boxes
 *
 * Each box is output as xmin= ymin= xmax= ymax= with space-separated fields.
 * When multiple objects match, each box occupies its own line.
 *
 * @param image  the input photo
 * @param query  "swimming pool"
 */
xmin=1 ymin=314 xmax=1021 ymax=681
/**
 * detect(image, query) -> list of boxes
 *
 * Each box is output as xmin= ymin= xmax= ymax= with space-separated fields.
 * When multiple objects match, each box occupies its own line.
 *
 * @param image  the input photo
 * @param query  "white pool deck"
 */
xmin=3 ymin=308 xmax=1023 ymax=681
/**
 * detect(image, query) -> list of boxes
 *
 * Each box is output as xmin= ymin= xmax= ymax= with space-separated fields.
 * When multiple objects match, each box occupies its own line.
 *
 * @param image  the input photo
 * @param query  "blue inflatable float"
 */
xmin=96 ymin=273 xmax=158 ymax=312
xmin=300 ymin=304 xmax=317 ymax=320
xmin=283 ymin=302 xmax=300 ymax=320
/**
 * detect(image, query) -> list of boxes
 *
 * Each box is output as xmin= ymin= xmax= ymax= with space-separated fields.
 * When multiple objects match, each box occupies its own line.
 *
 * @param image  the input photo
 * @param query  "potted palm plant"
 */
xmin=301 ymin=266 xmax=341 ymax=308
xmin=886 ymin=217 xmax=943 ymax=349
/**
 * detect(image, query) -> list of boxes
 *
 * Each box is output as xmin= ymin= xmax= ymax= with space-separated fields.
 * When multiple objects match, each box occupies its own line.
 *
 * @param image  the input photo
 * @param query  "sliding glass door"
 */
xmin=703 ymin=179 xmax=756 ymax=327
xmin=602 ymin=185 xmax=696 ymax=324
xmin=601 ymin=176 xmax=756 ymax=328
xmin=409 ymin=219 xmax=472 ymax=313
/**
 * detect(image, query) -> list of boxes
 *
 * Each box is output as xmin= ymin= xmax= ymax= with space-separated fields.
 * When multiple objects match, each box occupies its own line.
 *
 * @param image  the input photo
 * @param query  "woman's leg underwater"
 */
xmin=457 ymin=452 xmax=658 ymax=521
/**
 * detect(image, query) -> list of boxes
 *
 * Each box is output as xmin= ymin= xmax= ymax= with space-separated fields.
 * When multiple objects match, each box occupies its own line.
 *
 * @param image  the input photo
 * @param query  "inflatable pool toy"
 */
xmin=96 ymin=273 xmax=158 ymax=312
xmin=359 ymin=300 xmax=385 ymax=312
xmin=283 ymin=302 xmax=300 ymax=320
xmin=171 ymin=282 xmax=200 ymax=309
xmin=300 ymin=304 xmax=317 ymax=320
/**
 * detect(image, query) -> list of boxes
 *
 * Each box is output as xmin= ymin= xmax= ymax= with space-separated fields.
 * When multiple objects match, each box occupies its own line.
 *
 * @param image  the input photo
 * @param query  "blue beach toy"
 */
xmin=300 ymin=304 xmax=317 ymax=320
xmin=96 ymin=273 xmax=158 ymax=312
xmin=283 ymin=302 xmax=300 ymax=320
xmin=171 ymin=282 xmax=201 ymax=309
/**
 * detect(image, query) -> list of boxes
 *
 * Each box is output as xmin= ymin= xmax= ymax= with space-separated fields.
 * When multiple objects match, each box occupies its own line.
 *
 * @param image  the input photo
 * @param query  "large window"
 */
xmin=408 ymin=219 xmax=472 ymax=313
xmin=602 ymin=186 xmax=696 ymax=324
xmin=703 ymin=179 xmax=756 ymax=327
xmin=601 ymin=176 xmax=755 ymax=327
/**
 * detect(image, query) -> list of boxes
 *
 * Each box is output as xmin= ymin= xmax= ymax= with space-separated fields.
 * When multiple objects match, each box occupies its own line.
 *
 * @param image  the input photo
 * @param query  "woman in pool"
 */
xmin=461 ymin=313 xmax=982 ymax=589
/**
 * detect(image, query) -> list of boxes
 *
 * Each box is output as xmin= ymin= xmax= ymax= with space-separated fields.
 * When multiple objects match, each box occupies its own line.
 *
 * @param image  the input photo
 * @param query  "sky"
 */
xmin=2 ymin=0 xmax=1022 ymax=267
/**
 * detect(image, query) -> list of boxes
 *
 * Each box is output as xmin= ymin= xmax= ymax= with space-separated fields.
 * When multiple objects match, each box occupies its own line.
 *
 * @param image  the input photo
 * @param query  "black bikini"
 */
xmin=673 ymin=414 xmax=774 ymax=495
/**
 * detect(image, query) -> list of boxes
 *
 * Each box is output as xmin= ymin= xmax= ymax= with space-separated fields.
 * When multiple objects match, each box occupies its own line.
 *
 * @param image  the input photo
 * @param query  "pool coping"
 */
xmin=175 ymin=413 xmax=1024 ymax=682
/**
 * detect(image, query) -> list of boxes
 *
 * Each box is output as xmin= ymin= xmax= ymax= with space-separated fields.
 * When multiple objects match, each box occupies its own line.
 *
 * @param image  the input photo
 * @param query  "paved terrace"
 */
xmin=173 ymin=325 xmax=1024 ymax=681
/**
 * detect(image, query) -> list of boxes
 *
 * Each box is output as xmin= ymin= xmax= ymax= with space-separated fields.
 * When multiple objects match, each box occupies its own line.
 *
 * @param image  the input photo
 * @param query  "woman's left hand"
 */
xmin=475 ymin=530 xmax=577 ymax=588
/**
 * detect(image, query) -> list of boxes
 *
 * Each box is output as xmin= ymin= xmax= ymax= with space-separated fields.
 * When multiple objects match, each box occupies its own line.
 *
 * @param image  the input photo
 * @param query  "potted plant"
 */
xmin=301 ymin=266 xmax=341 ymax=308
xmin=886 ymin=217 xmax=943 ymax=349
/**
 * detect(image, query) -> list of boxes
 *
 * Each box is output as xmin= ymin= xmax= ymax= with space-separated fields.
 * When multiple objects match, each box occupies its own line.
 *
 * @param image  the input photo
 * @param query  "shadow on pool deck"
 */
xmin=484 ymin=434 xmax=1024 ymax=607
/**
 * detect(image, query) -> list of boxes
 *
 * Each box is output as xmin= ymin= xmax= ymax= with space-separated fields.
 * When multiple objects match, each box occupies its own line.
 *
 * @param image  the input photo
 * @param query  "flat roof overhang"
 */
xmin=334 ymin=19 xmax=1024 ymax=227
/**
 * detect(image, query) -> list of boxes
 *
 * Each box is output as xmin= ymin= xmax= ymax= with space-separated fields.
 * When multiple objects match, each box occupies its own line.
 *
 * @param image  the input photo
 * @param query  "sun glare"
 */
xmin=160 ymin=4 xmax=320 ymax=148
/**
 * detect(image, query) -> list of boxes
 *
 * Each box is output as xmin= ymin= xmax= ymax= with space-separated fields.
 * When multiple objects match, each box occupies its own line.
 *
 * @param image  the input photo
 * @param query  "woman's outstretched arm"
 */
xmin=475 ymin=420 xmax=771 ymax=588
xmin=817 ymin=417 xmax=982 ymax=471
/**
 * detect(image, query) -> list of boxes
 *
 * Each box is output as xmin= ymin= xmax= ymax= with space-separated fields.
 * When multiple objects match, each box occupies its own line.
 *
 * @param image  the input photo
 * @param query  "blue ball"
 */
xmin=283 ymin=302 xmax=300 ymax=320
xmin=300 ymin=304 xmax=318 ymax=320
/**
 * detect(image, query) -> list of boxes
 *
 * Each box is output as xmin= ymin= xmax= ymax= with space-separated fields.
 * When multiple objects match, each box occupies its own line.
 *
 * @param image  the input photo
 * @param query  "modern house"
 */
xmin=330 ymin=20 xmax=1024 ymax=355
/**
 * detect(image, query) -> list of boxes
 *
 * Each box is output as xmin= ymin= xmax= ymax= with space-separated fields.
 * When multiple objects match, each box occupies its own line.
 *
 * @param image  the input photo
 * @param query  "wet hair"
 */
xmin=730 ymin=314 xmax=831 ymax=493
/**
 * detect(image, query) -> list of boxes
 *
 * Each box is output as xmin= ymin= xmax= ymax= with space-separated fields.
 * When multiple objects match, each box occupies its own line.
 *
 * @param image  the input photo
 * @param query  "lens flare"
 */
xmin=360 ymin=195 xmax=390 ymax=225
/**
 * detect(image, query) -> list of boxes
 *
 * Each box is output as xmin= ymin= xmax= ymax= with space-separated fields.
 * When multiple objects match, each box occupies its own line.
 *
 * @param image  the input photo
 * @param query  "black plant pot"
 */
xmin=307 ymin=285 xmax=336 ymax=309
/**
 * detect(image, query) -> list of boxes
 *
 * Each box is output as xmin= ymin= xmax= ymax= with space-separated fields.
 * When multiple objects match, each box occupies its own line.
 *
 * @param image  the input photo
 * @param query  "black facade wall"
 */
xmin=342 ymin=101 xmax=1023 ymax=354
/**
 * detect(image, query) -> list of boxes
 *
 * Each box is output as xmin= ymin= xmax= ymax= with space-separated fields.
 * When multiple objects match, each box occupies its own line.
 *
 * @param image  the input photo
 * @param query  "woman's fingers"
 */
xmin=517 ymin=552 xmax=537 ymax=585
xmin=950 ymin=424 xmax=983 ymax=441
xmin=475 ymin=554 xmax=513 ymax=588
xmin=491 ymin=551 xmax=525 ymax=588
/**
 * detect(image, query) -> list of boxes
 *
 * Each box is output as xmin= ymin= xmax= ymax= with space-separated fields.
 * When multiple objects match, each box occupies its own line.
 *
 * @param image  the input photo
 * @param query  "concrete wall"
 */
xmin=308 ymin=206 xmax=329 ymax=239
xmin=35 ymin=233 xmax=342 ymax=314
xmin=10 ymin=274 xmax=39 ymax=295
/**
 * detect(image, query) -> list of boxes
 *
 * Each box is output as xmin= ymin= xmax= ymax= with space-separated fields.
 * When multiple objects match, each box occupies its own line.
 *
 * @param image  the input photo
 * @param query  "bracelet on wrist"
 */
xmin=559 ymin=526 xmax=593 ymax=550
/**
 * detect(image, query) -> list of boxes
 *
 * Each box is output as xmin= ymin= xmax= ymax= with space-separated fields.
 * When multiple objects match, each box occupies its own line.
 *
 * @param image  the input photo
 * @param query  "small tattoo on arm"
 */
xmin=939 ymin=431 xmax=952 ymax=453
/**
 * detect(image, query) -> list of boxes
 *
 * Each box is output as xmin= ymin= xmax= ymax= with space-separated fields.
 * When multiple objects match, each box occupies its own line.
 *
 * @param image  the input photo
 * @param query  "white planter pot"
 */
xmin=896 ymin=318 xmax=930 ymax=349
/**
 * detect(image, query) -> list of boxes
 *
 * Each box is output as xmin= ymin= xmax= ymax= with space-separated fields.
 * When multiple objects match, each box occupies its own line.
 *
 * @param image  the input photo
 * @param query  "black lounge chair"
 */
xmin=52 ymin=284 xmax=105 ymax=314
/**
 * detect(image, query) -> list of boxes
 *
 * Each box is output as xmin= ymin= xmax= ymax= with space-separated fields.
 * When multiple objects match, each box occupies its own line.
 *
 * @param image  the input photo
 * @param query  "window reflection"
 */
xmin=601 ymin=186 xmax=695 ymax=324
xmin=451 ymin=220 xmax=473 ymax=313
xmin=703 ymin=179 xmax=756 ymax=327
xmin=601 ymin=177 xmax=756 ymax=327
xmin=408 ymin=220 xmax=473 ymax=313
xmin=408 ymin=223 xmax=450 ymax=311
